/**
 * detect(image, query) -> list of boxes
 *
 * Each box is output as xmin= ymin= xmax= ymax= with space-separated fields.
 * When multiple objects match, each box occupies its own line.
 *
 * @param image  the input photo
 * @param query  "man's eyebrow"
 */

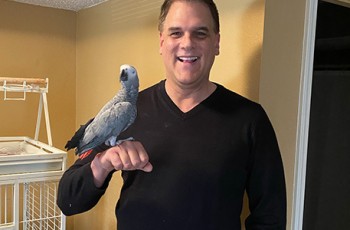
xmin=195 ymin=26 xmax=210 ymax=31
xmin=167 ymin=27 xmax=181 ymax=32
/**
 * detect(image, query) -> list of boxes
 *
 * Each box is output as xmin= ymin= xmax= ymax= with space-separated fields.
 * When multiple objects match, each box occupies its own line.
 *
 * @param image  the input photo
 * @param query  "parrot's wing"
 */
xmin=65 ymin=118 xmax=94 ymax=150
xmin=77 ymin=101 xmax=136 ymax=154
xmin=94 ymin=92 xmax=124 ymax=118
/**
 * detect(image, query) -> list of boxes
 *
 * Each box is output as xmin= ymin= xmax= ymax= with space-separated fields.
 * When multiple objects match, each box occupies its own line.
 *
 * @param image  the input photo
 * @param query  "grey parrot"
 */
xmin=65 ymin=64 xmax=139 ymax=156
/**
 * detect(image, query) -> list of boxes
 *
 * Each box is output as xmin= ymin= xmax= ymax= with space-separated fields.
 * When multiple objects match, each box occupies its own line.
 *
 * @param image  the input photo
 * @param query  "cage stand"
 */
xmin=0 ymin=77 xmax=66 ymax=230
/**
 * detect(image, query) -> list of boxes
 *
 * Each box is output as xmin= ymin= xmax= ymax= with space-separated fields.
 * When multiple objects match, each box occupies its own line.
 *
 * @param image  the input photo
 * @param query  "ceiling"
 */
xmin=11 ymin=0 xmax=350 ymax=12
xmin=12 ymin=0 xmax=109 ymax=11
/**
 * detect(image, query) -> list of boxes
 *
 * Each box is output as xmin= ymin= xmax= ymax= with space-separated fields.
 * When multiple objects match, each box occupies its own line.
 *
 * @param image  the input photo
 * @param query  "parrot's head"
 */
xmin=119 ymin=64 xmax=139 ymax=90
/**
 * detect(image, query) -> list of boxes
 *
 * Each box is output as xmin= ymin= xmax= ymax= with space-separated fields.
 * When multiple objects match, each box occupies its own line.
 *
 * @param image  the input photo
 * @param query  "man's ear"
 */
xmin=159 ymin=32 xmax=164 ymax=55
xmin=215 ymin=33 xmax=220 ymax=56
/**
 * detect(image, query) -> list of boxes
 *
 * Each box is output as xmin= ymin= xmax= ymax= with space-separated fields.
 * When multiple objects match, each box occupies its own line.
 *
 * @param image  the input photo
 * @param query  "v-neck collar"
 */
xmin=157 ymin=80 xmax=219 ymax=120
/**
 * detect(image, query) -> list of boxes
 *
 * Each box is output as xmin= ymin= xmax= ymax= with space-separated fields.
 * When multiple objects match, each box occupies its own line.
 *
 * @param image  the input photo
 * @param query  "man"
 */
xmin=57 ymin=0 xmax=286 ymax=229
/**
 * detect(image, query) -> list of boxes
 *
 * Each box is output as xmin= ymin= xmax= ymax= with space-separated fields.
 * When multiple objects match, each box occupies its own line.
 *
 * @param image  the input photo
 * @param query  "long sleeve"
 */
xmin=245 ymin=107 xmax=287 ymax=229
xmin=57 ymin=148 xmax=114 ymax=216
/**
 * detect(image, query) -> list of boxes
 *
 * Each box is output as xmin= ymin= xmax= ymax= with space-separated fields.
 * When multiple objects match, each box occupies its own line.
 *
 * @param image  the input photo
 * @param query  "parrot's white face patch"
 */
xmin=177 ymin=56 xmax=199 ymax=63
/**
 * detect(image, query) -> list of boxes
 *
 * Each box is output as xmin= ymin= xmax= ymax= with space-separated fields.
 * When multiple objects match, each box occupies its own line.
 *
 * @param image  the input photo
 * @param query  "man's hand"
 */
xmin=91 ymin=141 xmax=152 ymax=187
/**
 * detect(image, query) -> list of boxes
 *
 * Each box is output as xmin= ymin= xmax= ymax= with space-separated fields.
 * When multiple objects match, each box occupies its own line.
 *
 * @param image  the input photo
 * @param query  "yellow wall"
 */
xmin=0 ymin=1 xmax=76 ymax=144
xmin=260 ymin=0 xmax=308 ymax=229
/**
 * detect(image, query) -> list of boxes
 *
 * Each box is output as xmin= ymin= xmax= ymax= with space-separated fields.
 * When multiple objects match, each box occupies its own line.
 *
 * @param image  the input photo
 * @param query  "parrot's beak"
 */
xmin=120 ymin=69 xmax=128 ymax=82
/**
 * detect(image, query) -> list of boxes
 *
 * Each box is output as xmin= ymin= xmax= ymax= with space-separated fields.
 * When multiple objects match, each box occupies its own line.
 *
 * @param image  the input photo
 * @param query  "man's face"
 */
xmin=159 ymin=1 xmax=220 ymax=89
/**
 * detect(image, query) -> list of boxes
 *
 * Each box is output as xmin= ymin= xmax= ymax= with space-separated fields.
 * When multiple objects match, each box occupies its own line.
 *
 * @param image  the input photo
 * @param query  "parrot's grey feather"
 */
xmin=78 ymin=102 xmax=136 ymax=153
xmin=68 ymin=64 xmax=139 ymax=155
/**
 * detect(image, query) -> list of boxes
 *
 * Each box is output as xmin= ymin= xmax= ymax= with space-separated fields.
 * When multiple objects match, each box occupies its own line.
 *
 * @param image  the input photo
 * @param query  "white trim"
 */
xmin=292 ymin=0 xmax=319 ymax=229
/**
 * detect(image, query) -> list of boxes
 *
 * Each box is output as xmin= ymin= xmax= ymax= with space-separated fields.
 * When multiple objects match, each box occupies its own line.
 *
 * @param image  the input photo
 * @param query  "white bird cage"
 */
xmin=0 ymin=77 xmax=66 ymax=230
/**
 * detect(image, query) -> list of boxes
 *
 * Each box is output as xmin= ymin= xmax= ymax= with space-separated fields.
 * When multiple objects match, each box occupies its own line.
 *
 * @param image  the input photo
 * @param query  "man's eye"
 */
xmin=195 ymin=31 xmax=208 ymax=38
xmin=170 ymin=32 xmax=182 ymax=37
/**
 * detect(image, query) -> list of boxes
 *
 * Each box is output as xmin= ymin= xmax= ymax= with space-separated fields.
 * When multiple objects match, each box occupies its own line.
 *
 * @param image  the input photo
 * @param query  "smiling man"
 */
xmin=159 ymin=0 xmax=220 ymax=113
xmin=57 ymin=1 xmax=287 ymax=229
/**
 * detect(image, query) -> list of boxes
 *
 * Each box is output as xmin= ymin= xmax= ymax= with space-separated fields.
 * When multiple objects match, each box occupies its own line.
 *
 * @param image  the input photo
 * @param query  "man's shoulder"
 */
xmin=139 ymin=80 xmax=164 ymax=96
xmin=214 ymin=83 xmax=260 ymax=109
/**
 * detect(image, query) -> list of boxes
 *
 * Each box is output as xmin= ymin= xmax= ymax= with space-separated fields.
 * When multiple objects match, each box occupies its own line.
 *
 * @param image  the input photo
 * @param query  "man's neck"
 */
xmin=165 ymin=80 xmax=217 ymax=113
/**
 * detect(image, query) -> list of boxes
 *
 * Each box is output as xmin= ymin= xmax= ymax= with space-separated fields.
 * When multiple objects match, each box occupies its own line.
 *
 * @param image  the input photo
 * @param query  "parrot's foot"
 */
xmin=116 ymin=137 xmax=135 ymax=145
xmin=105 ymin=136 xmax=117 ymax=146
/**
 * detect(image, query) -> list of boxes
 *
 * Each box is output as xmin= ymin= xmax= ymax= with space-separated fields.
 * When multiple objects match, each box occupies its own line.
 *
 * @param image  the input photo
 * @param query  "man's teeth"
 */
xmin=177 ymin=57 xmax=198 ymax=62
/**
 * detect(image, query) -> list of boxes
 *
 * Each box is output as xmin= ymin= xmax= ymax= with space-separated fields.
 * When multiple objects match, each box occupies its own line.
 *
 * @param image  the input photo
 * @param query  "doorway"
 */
xmin=303 ymin=1 xmax=350 ymax=229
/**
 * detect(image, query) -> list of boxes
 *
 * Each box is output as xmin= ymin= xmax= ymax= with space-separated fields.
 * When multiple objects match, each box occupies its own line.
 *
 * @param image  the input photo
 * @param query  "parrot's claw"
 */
xmin=116 ymin=137 xmax=135 ymax=145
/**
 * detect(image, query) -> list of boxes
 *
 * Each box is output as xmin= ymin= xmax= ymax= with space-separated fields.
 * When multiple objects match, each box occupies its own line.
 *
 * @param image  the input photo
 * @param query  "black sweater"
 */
xmin=57 ymin=81 xmax=286 ymax=230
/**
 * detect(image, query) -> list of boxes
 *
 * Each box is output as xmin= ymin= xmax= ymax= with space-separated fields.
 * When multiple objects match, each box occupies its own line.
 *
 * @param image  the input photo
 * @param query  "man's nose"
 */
xmin=180 ymin=33 xmax=194 ymax=50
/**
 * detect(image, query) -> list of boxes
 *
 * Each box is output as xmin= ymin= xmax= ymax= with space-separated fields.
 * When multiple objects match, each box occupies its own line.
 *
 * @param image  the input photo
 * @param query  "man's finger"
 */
xmin=141 ymin=162 xmax=153 ymax=172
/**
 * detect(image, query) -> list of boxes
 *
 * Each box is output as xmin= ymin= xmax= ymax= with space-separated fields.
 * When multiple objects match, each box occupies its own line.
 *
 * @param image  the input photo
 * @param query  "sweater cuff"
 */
xmin=83 ymin=162 xmax=114 ymax=191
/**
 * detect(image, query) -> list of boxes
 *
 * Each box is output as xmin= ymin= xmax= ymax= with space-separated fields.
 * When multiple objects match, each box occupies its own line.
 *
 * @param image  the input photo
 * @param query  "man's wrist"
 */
xmin=91 ymin=153 xmax=111 ymax=188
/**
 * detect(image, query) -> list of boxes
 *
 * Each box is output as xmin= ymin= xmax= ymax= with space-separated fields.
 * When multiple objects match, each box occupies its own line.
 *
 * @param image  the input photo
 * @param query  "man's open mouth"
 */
xmin=177 ymin=56 xmax=199 ymax=63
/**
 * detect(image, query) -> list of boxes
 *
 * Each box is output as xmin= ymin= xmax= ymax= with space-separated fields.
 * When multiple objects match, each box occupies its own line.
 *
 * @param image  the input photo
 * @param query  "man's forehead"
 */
xmin=166 ymin=2 xmax=212 ymax=19
xmin=166 ymin=26 xmax=210 ymax=31
xmin=163 ymin=1 xmax=215 ymax=30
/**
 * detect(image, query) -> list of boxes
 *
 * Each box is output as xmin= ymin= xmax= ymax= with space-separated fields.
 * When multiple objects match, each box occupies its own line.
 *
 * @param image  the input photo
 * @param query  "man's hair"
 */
xmin=158 ymin=0 xmax=220 ymax=33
